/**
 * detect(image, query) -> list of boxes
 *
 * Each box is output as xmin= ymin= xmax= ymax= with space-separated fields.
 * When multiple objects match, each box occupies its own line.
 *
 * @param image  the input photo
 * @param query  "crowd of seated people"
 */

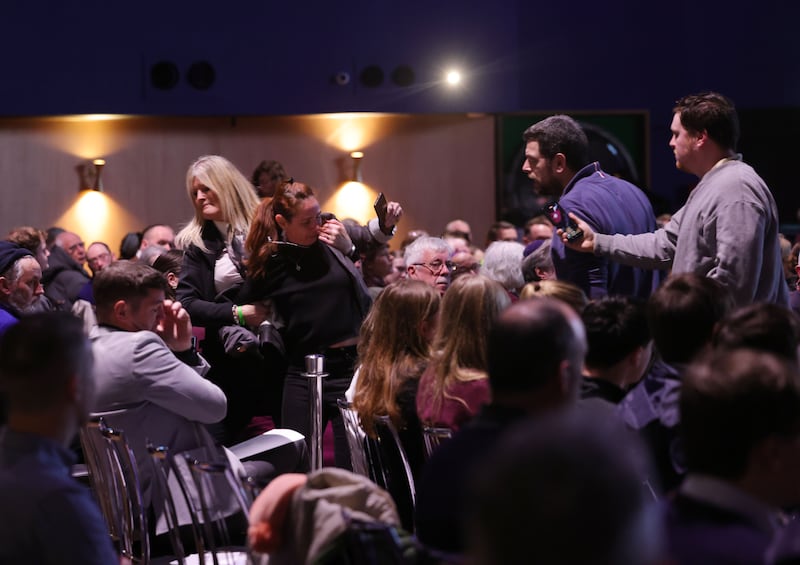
xmin=4 ymin=150 xmax=800 ymax=565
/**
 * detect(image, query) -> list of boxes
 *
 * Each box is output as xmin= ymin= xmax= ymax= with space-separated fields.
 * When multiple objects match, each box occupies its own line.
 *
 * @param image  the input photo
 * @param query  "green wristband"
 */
xmin=237 ymin=306 xmax=246 ymax=327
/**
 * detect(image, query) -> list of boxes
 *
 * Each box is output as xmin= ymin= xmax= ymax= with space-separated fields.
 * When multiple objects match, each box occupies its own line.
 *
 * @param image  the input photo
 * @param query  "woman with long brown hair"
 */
xmin=241 ymin=180 xmax=372 ymax=468
xmin=416 ymin=274 xmax=511 ymax=431
xmin=353 ymin=279 xmax=440 ymax=461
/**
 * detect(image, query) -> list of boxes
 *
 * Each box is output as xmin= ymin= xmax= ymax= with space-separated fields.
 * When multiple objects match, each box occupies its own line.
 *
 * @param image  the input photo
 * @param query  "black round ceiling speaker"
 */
xmin=150 ymin=61 xmax=179 ymax=90
xmin=359 ymin=65 xmax=384 ymax=88
xmin=187 ymin=61 xmax=216 ymax=90
xmin=391 ymin=65 xmax=415 ymax=87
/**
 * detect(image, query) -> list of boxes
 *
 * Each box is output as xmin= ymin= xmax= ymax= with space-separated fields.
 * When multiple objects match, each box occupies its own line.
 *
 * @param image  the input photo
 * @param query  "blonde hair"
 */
xmin=353 ymin=279 xmax=440 ymax=436
xmin=175 ymin=155 xmax=260 ymax=251
xmin=419 ymin=274 xmax=511 ymax=419
xmin=520 ymin=279 xmax=589 ymax=313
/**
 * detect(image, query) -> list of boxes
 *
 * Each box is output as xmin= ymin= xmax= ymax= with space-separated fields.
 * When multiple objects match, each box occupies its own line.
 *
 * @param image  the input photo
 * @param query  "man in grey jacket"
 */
xmin=562 ymin=92 xmax=788 ymax=307
xmin=90 ymin=261 xmax=304 ymax=539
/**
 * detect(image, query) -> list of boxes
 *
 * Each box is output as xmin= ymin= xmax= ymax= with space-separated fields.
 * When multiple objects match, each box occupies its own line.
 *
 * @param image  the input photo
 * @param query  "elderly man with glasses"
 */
xmin=404 ymin=236 xmax=455 ymax=296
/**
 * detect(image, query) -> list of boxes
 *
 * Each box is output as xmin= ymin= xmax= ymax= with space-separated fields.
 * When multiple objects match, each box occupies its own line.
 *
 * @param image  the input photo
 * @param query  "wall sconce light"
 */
xmin=350 ymin=151 xmax=364 ymax=183
xmin=79 ymin=158 xmax=106 ymax=192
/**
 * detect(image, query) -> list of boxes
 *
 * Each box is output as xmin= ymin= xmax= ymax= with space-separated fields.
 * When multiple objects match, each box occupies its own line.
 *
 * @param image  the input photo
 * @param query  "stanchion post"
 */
xmin=302 ymin=354 xmax=328 ymax=470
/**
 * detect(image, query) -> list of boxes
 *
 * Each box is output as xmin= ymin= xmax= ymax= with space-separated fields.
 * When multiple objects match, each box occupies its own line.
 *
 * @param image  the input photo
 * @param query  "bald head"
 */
xmin=488 ymin=298 xmax=586 ymax=405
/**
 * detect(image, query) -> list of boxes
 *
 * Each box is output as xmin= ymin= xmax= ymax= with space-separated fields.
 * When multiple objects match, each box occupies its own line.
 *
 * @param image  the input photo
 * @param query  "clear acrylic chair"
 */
xmin=369 ymin=415 xmax=417 ymax=532
xmin=336 ymin=398 xmax=370 ymax=477
xmin=80 ymin=416 xmax=150 ymax=563
xmin=421 ymin=426 xmax=453 ymax=460
xmin=183 ymin=454 xmax=253 ymax=565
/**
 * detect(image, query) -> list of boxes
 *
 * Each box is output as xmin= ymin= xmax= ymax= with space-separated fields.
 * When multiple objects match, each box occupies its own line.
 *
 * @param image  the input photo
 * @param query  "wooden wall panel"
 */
xmin=0 ymin=114 xmax=495 ymax=253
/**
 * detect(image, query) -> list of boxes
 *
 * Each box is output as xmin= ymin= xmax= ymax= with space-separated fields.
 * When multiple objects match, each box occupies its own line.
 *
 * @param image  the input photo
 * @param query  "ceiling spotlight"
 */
xmin=445 ymin=70 xmax=462 ymax=86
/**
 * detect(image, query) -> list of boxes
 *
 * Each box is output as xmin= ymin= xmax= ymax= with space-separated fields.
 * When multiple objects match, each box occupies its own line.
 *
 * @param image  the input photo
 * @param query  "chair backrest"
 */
xmin=336 ymin=398 xmax=370 ymax=477
xmin=80 ymin=417 xmax=150 ymax=563
xmin=184 ymin=456 xmax=254 ymax=565
xmin=370 ymin=415 xmax=417 ymax=532
xmin=147 ymin=443 xmax=201 ymax=564
xmin=421 ymin=426 xmax=453 ymax=460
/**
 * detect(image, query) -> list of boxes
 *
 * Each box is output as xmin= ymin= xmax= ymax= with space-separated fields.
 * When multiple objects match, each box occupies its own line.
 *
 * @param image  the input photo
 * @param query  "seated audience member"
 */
xmin=581 ymin=296 xmax=652 ymax=405
xmin=713 ymin=302 xmax=800 ymax=364
xmin=665 ymin=349 xmax=800 ymax=564
xmin=86 ymin=241 xmax=115 ymax=277
xmin=138 ymin=224 xmax=175 ymax=256
xmin=0 ymin=243 xmax=43 ymax=336
xmin=91 ymin=261 xmax=302 ymax=537
xmin=619 ymin=273 xmax=733 ymax=493
xmin=137 ymin=224 xmax=176 ymax=266
xmin=118 ymin=232 xmax=141 ymax=260
xmin=251 ymin=159 xmax=289 ymax=199
xmin=522 ymin=214 xmax=554 ymax=245
xmin=0 ymin=312 xmax=118 ymax=564
xmin=383 ymin=250 xmax=406 ymax=286
xmin=5 ymin=227 xmax=54 ymax=313
xmin=779 ymin=233 xmax=794 ymax=289
xmin=414 ymin=298 xmax=587 ymax=554
xmin=417 ymin=275 xmax=511 ymax=431
xmin=480 ymin=240 xmax=525 ymax=299
xmin=151 ymin=249 xmax=186 ymax=300
xmin=6 ymin=226 xmax=50 ymax=271
xmin=521 ymin=238 xmax=556 ymax=283
xmin=450 ymin=247 xmax=480 ymax=281
xmin=519 ymin=278 xmax=588 ymax=313
xmin=399 ymin=229 xmax=429 ymax=251
xmin=466 ymin=410 xmax=663 ymax=565
xmin=351 ymin=280 xmax=440 ymax=528
xmin=404 ymin=236 xmax=454 ymax=296
xmin=359 ymin=242 xmax=393 ymax=299
xmin=42 ymin=230 xmax=90 ymax=309
xmin=484 ymin=220 xmax=519 ymax=248
xmin=443 ymin=218 xmax=472 ymax=245
xmin=45 ymin=226 xmax=65 ymax=251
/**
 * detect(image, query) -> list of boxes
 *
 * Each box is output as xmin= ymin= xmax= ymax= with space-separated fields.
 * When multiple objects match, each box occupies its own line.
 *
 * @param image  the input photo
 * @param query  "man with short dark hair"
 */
xmin=0 ymin=312 xmax=118 ymax=564
xmin=563 ymin=92 xmax=787 ymax=307
xmin=581 ymin=296 xmax=652 ymax=405
xmin=484 ymin=220 xmax=518 ymax=247
xmin=666 ymin=348 xmax=800 ymax=563
xmin=0 ymin=242 xmax=43 ymax=336
xmin=523 ymin=114 xmax=660 ymax=300
xmin=415 ymin=298 xmax=587 ymax=554
xmin=91 ymin=261 xmax=303 ymax=538
xmin=619 ymin=273 xmax=733 ymax=492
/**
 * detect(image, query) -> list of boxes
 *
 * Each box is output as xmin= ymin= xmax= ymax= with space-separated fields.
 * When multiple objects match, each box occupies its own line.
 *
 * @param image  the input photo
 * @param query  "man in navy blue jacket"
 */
xmin=522 ymin=115 xmax=661 ymax=299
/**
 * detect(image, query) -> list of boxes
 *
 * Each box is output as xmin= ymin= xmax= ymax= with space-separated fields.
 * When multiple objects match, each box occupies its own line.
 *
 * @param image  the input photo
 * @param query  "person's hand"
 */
xmin=157 ymin=299 xmax=194 ymax=352
xmin=319 ymin=218 xmax=354 ymax=254
xmin=558 ymin=213 xmax=596 ymax=253
xmin=239 ymin=302 xmax=270 ymax=327
xmin=384 ymin=202 xmax=403 ymax=229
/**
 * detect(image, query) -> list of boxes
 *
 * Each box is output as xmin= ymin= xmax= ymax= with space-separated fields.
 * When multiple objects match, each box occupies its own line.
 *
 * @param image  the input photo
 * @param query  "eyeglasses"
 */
xmin=87 ymin=252 xmax=111 ymax=265
xmin=412 ymin=260 xmax=456 ymax=275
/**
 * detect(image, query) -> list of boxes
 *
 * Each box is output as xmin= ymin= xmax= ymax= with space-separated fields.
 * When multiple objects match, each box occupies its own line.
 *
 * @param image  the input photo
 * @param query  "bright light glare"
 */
xmin=445 ymin=70 xmax=462 ymax=85
xmin=324 ymin=182 xmax=376 ymax=225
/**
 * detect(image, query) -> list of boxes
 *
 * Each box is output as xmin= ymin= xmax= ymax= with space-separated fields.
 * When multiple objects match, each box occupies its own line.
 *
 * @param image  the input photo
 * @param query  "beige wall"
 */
xmin=0 ymin=114 xmax=495 ymax=252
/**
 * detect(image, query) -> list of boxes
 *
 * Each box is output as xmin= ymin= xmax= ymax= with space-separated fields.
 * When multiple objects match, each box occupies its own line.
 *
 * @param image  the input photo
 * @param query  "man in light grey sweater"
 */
xmin=561 ymin=92 xmax=788 ymax=307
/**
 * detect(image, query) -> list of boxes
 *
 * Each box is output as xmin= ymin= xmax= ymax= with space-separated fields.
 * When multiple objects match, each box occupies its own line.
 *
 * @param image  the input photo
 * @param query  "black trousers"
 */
xmin=281 ymin=346 xmax=357 ymax=470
